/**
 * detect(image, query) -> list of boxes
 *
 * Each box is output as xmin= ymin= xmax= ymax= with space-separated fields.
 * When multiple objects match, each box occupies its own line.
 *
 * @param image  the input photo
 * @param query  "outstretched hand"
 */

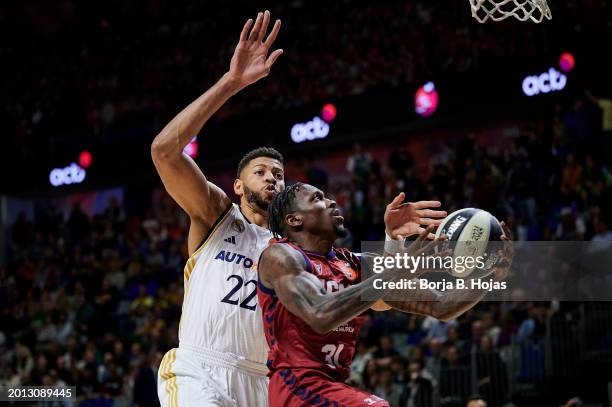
xmin=384 ymin=192 xmax=447 ymax=240
xmin=228 ymin=11 xmax=283 ymax=90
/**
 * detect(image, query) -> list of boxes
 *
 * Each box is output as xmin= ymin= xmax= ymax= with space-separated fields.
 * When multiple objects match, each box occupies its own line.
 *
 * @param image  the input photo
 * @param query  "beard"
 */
xmin=243 ymin=185 xmax=271 ymax=211
xmin=332 ymin=223 xmax=348 ymax=239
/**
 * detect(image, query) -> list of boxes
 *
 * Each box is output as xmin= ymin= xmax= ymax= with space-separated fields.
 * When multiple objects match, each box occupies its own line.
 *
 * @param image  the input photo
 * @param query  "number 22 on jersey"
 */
xmin=221 ymin=274 xmax=258 ymax=311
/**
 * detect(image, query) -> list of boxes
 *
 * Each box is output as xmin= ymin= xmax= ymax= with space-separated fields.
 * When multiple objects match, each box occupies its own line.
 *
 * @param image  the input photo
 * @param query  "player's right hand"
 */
xmin=227 ymin=10 xmax=283 ymax=90
xmin=491 ymin=221 xmax=514 ymax=281
xmin=403 ymin=225 xmax=450 ymax=274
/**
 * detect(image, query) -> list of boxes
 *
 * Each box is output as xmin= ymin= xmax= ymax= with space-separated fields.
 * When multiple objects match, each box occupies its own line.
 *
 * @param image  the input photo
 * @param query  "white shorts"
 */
xmin=157 ymin=345 xmax=269 ymax=407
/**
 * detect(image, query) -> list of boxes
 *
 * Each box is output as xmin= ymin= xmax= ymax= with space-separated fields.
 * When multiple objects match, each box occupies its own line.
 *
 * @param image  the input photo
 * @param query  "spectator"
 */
xmin=399 ymin=359 xmax=433 ymax=407
xmin=351 ymin=340 xmax=374 ymax=377
xmin=373 ymin=336 xmax=399 ymax=366
xmin=440 ymin=345 xmax=471 ymax=406
xmin=560 ymin=154 xmax=584 ymax=201
xmin=346 ymin=143 xmax=373 ymax=188
xmin=389 ymin=146 xmax=415 ymax=179
xmin=422 ymin=315 xmax=458 ymax=344
xmin=375 ymin=368 xmax=403 ymax=407
xmin=475 ymin=336 xmax=508 ymax=407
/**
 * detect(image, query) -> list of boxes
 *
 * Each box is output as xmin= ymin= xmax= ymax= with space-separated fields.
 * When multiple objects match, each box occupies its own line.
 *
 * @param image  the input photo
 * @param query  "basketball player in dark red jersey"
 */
xmin=257 ymin=183 xmax=513 ymax=407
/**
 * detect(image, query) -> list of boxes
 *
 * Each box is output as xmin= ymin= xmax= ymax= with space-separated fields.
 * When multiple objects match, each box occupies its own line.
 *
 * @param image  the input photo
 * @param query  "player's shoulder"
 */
xmin=260 ymin=241 xmax=307 ymax=270
xmin=262 ymin=240 xmax=300 ymax=260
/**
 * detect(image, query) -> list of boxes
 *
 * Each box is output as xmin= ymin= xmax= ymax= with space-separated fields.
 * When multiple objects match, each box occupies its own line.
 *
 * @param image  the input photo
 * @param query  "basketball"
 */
xmin=434 ymin=208 xmax=504 ymax=278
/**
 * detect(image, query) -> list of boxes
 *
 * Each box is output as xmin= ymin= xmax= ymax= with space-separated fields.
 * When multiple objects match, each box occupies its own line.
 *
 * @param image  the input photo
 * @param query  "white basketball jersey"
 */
xmin=178 ymin=203 xmax=272 ymax=364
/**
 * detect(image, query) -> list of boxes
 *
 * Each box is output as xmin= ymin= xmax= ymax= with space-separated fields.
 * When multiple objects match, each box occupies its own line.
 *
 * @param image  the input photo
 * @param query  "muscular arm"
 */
xmin=151 ymin=76 xmax=236 ymax=253
xmin=151 ymin=11 xmax=283 ymax=254
xmin=258 ymin=244 xmax=386 ymax=334
xmin=258 ymin=231 xmax=441 ymax=334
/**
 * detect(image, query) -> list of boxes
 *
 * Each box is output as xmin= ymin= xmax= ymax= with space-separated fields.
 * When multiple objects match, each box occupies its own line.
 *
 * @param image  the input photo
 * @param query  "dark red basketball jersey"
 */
xmin=258 ymin=239 xmax=364 ymax=382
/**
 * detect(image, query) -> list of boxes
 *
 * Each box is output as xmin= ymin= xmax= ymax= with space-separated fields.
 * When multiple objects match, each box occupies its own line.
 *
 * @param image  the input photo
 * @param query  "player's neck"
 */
xmin=239 ymin=202 xmax=268 ymax=228
xmin=290 ymin=234 xmax=334 ymax=255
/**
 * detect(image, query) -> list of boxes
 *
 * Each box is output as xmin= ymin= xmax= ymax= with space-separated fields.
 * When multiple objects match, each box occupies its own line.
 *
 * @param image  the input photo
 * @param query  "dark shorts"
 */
xmin=268 ymin=368 xmax=389 ymax=407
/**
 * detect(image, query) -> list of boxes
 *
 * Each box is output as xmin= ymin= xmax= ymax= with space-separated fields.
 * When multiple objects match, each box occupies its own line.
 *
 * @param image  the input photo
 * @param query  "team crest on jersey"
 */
xmin=232 ymin=219 xmax=245 ymax=233
xmin=314 ymin=263 xmax=323 ymax=275
xmin=338 ymin=261 xmax=357 ymax=281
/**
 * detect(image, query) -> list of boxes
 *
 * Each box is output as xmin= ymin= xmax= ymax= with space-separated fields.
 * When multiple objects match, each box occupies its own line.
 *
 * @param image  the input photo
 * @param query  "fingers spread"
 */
xmin=412 ymin=201 xmax=442 ymax=209
xmin=419 ymin=233 xmax=446 ymax=256
xmin=416 ymin=209 xmax=447 ymax=218
xmin=248 ymin=12 xmax=264 ymax=41
xmin=240 ymin=19 xmax=254 ymax=42
xmin=257 ymin=10 xmax=271 ymax=42
xmin=264 ymin=19 xmax=282 ymax=47
xmin=387 ymin=192 xmax=405 ymax=209
xmin=419 ymin=218 xmax=443 ymax=226
xmin=265 ymin=49 xmax=284 ymax=70
xmin=500 ymin=221 xmax=513 ymax=238
xmin=416 ymin=225 xmax=435 ymax=242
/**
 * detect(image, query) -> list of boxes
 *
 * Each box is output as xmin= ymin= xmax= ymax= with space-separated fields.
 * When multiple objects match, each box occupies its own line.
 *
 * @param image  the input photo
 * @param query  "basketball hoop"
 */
xmin=469 ymin=0 xmax=552 ymax=23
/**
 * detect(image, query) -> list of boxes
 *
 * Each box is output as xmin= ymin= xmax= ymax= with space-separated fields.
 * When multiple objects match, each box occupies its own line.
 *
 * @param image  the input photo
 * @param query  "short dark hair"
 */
xmin=268 ymin=183 xmax=303 ymax=238
xmin=236 ymin=147 xmax=284 ymax=178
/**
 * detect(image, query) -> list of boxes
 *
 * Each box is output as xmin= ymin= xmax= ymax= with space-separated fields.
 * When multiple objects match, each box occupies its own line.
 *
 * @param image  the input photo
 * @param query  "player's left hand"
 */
xmin=491 ymin=221 xmax=514 ymax=281
xmin=384 ymin=192 xmax=447 ymax=240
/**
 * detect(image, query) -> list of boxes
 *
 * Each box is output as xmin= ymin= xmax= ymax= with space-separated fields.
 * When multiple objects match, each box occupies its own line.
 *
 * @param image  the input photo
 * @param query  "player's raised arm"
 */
xmin=258 ymin=228 xmax=442 ymax=335
xmin=151 ymin=11 xmax=283 ymax=253
xmin=383 ymin=223 xmax=514 ymax=321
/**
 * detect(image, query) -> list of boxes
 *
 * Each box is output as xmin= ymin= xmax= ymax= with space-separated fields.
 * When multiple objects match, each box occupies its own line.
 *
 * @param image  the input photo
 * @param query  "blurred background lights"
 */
xmin=415 ymin=81 xmax=439 ymax=117
xmin=78 ymin=150 xmax=93 ymax=168
xmin=559 ymin=52 xmax=576 ymax=72
xmin=321 ymin=103 xmax=337 ymax=122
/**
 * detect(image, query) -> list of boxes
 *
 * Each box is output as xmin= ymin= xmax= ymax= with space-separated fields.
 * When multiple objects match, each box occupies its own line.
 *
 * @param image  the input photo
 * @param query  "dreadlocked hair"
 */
xmin=268 ymin=183 xmax=304 ymax=238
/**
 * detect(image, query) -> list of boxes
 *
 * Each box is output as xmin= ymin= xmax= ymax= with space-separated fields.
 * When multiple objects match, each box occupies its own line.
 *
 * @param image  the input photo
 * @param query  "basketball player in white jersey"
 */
xmin=151 ymin=11 xmax=286 ymax=406
xmin=151 ymin=10 xmax=447 ymax=407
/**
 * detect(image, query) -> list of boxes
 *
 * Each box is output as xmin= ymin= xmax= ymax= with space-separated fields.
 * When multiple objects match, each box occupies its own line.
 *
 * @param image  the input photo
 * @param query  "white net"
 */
xmin=469 ymin=0 xmax=552 ymax=23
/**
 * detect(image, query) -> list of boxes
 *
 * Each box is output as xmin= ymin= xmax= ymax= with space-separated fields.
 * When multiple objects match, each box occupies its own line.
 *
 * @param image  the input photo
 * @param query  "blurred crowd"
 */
xmin=3 ymin=0 xmax=611 ymax=159
xmin=2 ymin=90 xmax=611 ymax=406
xmin=1 ymin=194 xmax=187 ymax=406
xmin=297 ymin=101 xmax=612 ymax=247
xmin=2 ymin=199 xmax=550 ymax=407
